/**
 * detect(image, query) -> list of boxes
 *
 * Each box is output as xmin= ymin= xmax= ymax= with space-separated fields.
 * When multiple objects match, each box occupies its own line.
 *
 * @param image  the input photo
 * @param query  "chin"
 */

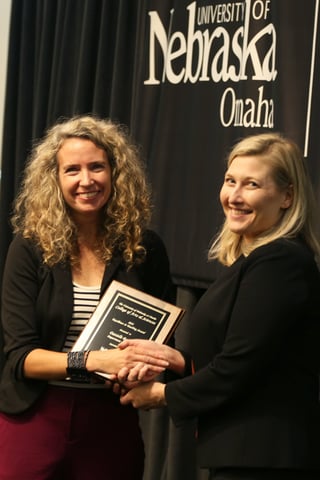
xmin=229 ymin=225 xmax=249 ymax=235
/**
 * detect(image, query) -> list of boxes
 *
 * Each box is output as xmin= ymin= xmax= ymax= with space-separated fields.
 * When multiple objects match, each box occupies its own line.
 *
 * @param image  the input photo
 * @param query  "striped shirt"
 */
xmin=63 ymin=283 xmax=100 ymax=352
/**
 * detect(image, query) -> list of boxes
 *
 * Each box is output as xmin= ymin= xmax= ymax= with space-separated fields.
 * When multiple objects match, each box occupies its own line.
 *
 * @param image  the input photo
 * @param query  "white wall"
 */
xmin=0 ymin=0 xmax=12 ymax=168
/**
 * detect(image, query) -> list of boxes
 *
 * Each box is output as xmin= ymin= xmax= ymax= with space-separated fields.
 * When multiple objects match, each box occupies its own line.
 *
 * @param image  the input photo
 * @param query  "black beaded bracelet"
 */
xmin=66 ymin=350 xmax=91 ymax=383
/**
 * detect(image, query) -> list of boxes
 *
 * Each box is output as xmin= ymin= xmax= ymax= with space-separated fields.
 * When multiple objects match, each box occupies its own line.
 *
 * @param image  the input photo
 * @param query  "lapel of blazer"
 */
xmin=100 ymin=255 xmax=123 ymax=297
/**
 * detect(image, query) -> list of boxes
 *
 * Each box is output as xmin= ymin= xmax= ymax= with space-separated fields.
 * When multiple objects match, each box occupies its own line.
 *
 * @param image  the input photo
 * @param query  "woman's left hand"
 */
xmin=117 ymin=362 xmax=160 ymax=384
xmin=108 ymin=364 xmax=161 ymax=395
xmin=118 ymin=339 xmax=186 ymax=375
xmin=120 ymin=381 xmax=166 ymax=409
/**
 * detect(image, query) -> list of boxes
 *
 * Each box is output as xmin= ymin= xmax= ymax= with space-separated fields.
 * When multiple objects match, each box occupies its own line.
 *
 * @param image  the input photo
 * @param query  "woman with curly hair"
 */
xmin=0 ymin=115 xmax=182 ymax=479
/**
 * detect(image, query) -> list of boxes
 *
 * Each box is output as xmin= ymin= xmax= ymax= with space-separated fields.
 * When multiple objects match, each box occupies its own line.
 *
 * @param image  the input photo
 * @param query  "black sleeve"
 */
xmin=1 ymin=236 xmax=43 ymax=380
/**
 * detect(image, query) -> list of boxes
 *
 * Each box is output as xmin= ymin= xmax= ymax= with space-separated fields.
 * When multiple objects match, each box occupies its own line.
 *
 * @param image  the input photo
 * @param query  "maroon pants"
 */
xmin=0 ymin=385 xmax=144 ymax=480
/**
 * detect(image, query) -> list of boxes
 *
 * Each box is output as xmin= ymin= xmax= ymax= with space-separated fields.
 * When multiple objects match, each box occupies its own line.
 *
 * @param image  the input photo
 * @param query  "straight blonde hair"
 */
xmin=209 ymin=133 xmax=320 ymax=266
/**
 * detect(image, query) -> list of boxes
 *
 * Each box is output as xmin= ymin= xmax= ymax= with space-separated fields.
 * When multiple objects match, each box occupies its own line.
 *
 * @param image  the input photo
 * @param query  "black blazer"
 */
xmin=166 ymin=238 xmax=320 ymax=471
xmin=0 ymin=230 xmax=173 ymax=414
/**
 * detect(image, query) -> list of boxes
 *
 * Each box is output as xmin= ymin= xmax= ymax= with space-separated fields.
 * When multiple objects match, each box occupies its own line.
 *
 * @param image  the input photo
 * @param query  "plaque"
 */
xmin=71 ymin=280 xmax=185 ymax=378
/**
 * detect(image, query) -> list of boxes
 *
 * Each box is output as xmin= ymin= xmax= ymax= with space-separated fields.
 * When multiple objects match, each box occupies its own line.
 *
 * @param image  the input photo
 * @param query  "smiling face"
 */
xmin=220 ymin=155 xmax=292 ymax=243
xmin=57 ymin=137 xmax=112 ymax=222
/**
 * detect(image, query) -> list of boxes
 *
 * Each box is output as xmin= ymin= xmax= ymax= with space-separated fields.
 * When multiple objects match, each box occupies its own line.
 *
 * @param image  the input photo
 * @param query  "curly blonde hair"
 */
xmin=209 ymin=133 xmax=320 ymax=266
xmin=12 ymin=115 xmax=152 ymax=267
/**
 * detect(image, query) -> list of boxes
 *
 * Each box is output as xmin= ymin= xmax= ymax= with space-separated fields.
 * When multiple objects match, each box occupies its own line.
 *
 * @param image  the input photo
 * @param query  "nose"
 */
xmin=228 ymin=185 xmax=243 ymax=203
xmin=79 ymin=169 xmax=93 ymax=186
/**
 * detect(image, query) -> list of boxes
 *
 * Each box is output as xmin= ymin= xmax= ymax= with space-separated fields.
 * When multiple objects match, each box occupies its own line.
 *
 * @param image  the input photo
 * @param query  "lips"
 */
xmin=76 ymin=191 xmax=99 ymax=199
xmin=230 ymin=208 xmax=252 ymax=216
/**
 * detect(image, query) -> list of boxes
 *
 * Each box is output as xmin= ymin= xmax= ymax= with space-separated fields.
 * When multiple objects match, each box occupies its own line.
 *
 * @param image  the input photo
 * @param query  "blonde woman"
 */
xmin=120 ymin=133 xmax=320 ymax=480
xmin=0 ymin=115 xmax=177 ymax=479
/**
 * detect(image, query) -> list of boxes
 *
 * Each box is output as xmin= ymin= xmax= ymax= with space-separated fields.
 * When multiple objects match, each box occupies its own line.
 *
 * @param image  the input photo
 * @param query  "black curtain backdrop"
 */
xmin=1 ymin=1 xmax=320 ymax=479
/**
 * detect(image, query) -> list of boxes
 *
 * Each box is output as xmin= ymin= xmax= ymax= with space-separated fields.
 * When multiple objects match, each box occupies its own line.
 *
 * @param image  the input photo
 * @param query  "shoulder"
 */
xmin=3 ymin=235 xmax=49 ymax=287
xmin=141 ymin=229 xmax=167 ymax=252
xmin=244 ymin=237 xmax=319 ymax=279
xmin=249 ymin=237 xmax=315 ymax=263
xmin=6 ymin=235 xmax=42 ymax=264
xmin=2 ymin=236 xmax=44 ymax=298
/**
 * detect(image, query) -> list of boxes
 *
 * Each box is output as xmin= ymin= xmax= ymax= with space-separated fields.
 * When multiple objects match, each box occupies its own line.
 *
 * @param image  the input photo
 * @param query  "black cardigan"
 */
xmin=0 ymin=230 xmax=173 ymax=414
xmin=166 ymin=238 xmax=320 ymax=471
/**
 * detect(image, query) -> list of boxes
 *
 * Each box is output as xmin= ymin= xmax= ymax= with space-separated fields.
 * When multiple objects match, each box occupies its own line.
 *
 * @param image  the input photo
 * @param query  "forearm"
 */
xmin=23 ymin=349 xmax=68 ymax=380
xmin=23 ymin=347 xmax=168 ymax=381
xmin=22 ymin=348 xmax=129 ymax=381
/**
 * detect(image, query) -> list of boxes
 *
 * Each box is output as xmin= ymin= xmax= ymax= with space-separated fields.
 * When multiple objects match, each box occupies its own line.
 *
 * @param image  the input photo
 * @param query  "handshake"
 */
xmin=84 ymin=339 xmax=186 ymax=409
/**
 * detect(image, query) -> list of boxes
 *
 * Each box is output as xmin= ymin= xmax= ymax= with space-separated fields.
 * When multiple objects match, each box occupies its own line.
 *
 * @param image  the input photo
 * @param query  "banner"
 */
xmin=130 ymin=0 xmax=320 ymax=286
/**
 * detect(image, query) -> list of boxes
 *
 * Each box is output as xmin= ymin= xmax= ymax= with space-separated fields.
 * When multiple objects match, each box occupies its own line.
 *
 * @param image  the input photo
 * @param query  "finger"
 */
xmin=119 ymin=339 xmax=151 ymax=348
xmin=126 ymin=363 xmax=164 ymax=382
xmin=140 ymin=354 xmax=168 ymax=366
xmin=104 ymin=380 xmax=114 ymax=389
xmin=117 ymin=366 xmax=130 ymax=384
xmin=112 ymin=382 xmax=122 ymax=395
xmin=144 ymin=364 xmax=166 ymax=373
xmin=118 ymin=339 xmax=140 ymax=349
xmin=123 ymin=344 xmax=169 ymax=363
xmin=121 ymin=380 xmax=140 ymax=391
xmin=120 ymin=386 xmax=127 ymax=396
xmin=143 ymin=356 xmax=169 ymax=368
xmin=120 ymin=391 xmax=132 ymax=405
xmin=126 ymin=363 xmax=142 ymax=382
xmin=137 ymin=364 xmax=149 ymax=381
xmin=124 ymin=353 xmax=168 ymax=369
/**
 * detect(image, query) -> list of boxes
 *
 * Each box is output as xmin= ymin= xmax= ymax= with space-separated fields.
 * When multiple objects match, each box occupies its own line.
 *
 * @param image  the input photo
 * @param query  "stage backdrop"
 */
xmin=1 ymin=0 xmax=319 ymax=290
xmin=0 ymin=2 xmax=319 ymax=480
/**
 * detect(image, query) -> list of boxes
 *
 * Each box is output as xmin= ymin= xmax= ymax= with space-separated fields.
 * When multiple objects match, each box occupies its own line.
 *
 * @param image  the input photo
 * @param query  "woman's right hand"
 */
xmin=85 ymin=345 xmax=169 ymax=377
